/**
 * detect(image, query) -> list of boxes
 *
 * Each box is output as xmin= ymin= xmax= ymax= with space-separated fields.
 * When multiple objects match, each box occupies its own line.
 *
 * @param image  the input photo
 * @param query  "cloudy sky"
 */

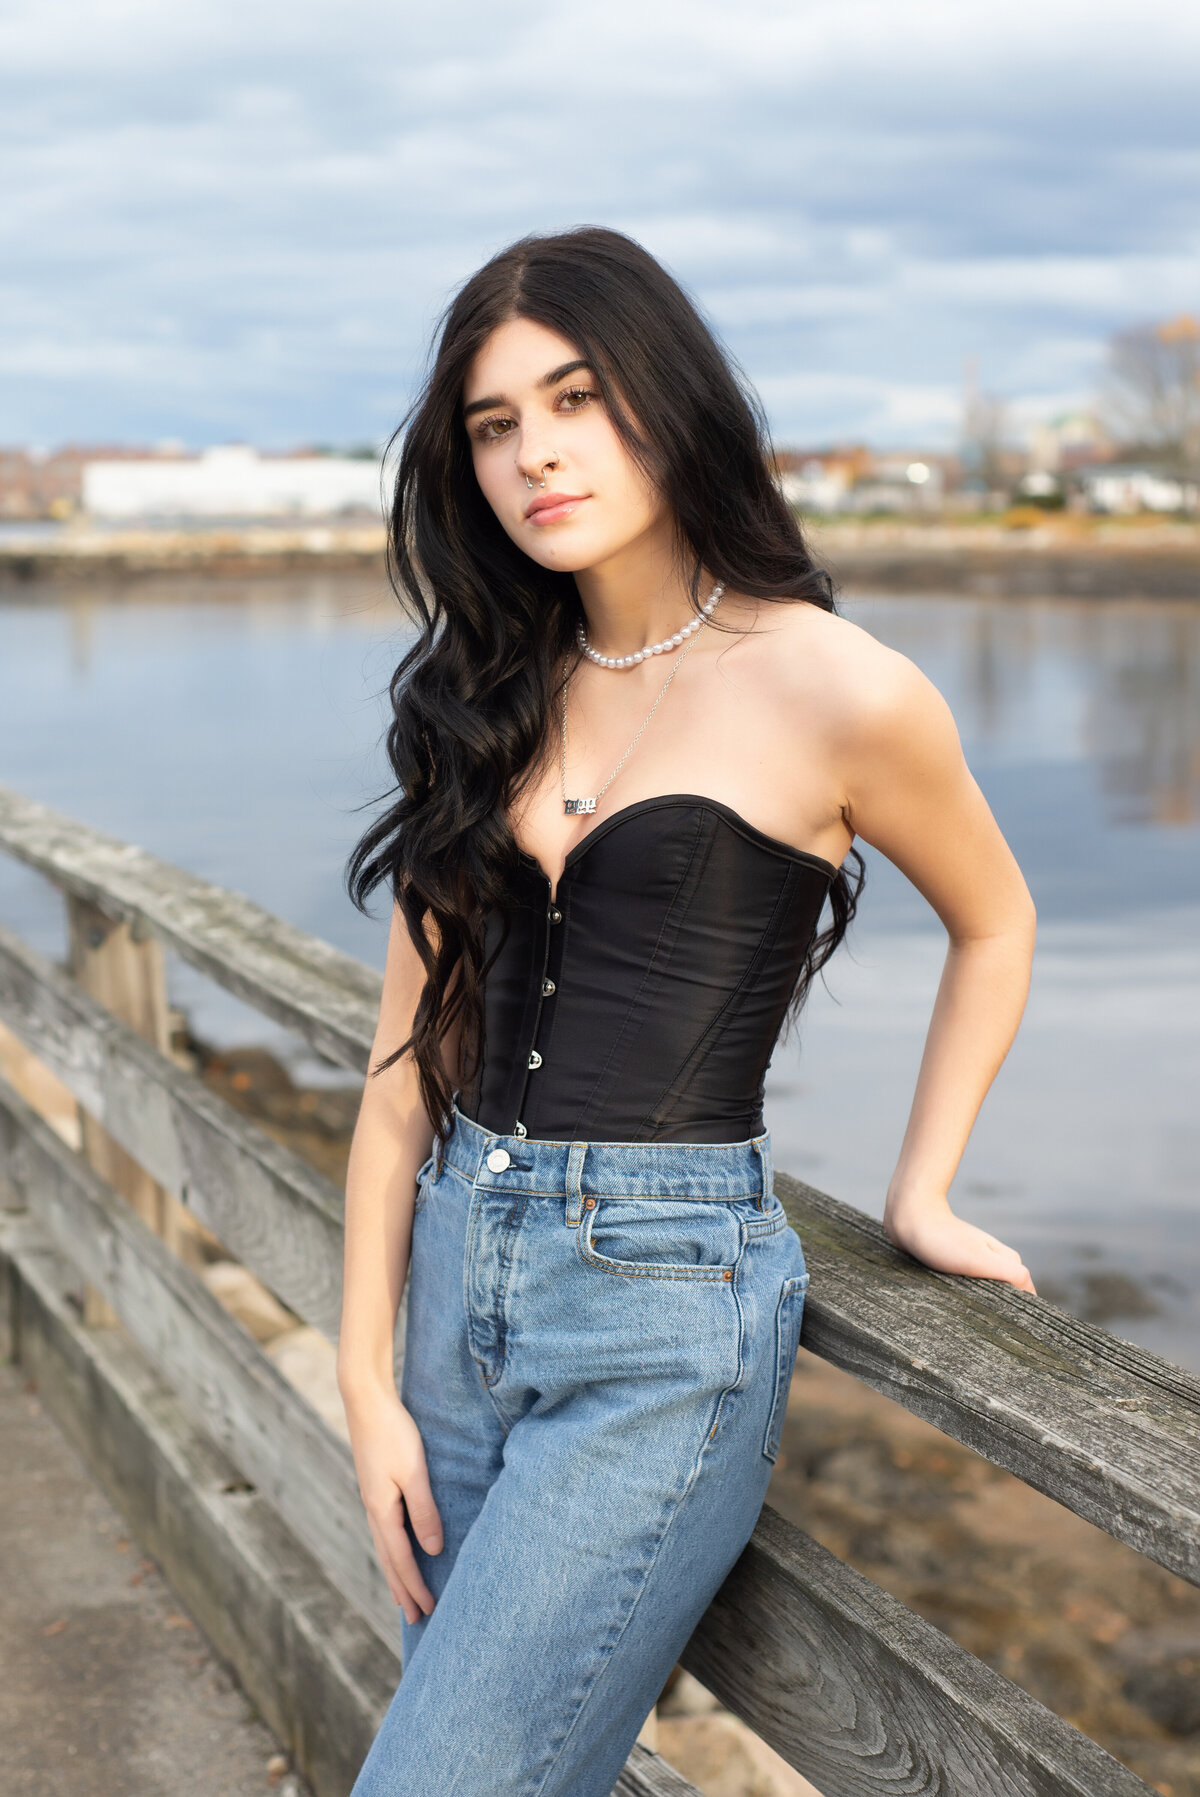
xmin=4 ymin=0 xmax=1198 ymax=451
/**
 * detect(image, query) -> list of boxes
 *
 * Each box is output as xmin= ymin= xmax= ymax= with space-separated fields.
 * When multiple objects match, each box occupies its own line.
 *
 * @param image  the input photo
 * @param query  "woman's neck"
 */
xmin=573 ymin=541 xmax=711 ymax=661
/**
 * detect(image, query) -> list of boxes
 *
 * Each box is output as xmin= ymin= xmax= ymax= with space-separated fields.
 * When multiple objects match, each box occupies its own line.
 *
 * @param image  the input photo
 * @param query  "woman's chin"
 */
xmin=518 ymin=524 xmax=646 ymax=575
xmin=519 ymin=534 xmax=609 ymax=573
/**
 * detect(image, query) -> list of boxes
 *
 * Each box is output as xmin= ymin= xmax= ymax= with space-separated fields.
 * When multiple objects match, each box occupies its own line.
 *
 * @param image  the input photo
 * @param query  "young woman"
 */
xmin=338 ymin=227 xmax=1037 ymax=1797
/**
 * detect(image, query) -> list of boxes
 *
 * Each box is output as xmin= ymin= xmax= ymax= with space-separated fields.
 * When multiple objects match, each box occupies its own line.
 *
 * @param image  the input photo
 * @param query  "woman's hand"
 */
xmin=884 ymin=1195 xmax=1037 ymax=1293
xmin=342 ymin=1380 xmax=445 ymax=1625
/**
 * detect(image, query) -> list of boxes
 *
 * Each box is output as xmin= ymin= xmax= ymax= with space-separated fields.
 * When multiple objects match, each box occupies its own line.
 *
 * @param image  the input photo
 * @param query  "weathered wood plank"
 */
xmin=0 ymin=1073 xmax=402 ymax=1652
xmin=683 ymin=1505 xmax=1155 ymax=1797
xmin=0 ymin=1208 xmax=403 ymax=1797
xmin=5 ymin=904 xmax=1196 ymax=1592
xmin=780 ymin=1172 xmax=1200 ymax=1587
xmin=67 ymin=892 xmax=178 ymax=1324
xmin=4 ymin=789 xmax=1198 ymax=1585
xmin=1 ymin=1211 xmax=704 ymax=1797
xmin=0 ymin=916 xmax=348 ymax=1341
xmin=0 ymin=784 xmax=379 ymax=1072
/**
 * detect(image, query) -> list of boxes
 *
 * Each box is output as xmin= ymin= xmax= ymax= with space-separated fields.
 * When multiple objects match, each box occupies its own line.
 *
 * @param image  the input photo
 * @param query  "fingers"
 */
xmin=366 ymin=1492 xmax=438 ymax=1624
xmin=348 ymin=1397 xmax=446 ymax=1625
xmin=403 ymin=1466 xmax=445 ymax=1557
xmin=366 ymin=1480 xmax=440 ymax=1624
xmin=975 ymin=1232 xmax=1036 ymax=1293
xmin=388 ymin=1499 xmax=439 ymax=1616
xmin=891 ymin=1212 xmax=1037 ymax=1293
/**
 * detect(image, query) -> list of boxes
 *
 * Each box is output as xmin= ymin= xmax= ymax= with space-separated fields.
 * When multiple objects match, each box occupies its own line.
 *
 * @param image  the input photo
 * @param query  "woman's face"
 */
xmin=462 ymin=316 xmax=668 ymax=574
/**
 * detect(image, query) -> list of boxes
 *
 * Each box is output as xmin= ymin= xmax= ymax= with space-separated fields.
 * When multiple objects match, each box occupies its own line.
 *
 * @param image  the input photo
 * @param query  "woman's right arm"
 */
xmin=336 ymin=898 xmax=460 ymax=1625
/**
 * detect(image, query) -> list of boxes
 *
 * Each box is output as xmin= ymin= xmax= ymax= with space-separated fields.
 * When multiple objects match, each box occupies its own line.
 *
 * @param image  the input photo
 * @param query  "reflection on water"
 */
xmin=0 ymin=581 xmax=1197 ymax=1367
xmin=845 ymin=595 xmax=1200 ymax=828
xmin=1085 ymin=612 xmax=1200 ymax=826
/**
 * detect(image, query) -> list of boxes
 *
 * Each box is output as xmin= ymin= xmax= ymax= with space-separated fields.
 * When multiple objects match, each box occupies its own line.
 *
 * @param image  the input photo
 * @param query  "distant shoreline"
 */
xmin=809 ymin=519 xmax=1200 ymax=599
xmin=1 ymin=517 xmax=1198 ymax=598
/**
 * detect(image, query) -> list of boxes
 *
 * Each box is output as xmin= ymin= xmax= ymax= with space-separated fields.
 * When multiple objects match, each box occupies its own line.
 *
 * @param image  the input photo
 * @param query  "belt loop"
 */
xmin=754 ymin=1131 xmax=773 ymax=1209
xmin=564 ymin=1141 xmax=588 ymax=1227
xmin=437 ymin=1092 xmax=461 ymax=1180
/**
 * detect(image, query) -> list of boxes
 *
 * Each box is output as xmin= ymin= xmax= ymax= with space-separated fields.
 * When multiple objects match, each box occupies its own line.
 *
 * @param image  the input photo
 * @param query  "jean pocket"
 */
xmin=578 ymin=1196 xmax=743 ymax=1281
xmin=762 ymin=1271 xmax=810 ymax=1462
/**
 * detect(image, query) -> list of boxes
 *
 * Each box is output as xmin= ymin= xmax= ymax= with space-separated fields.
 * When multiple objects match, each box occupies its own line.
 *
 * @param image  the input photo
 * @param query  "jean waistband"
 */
xmin=435 ymin=1103 xmax=775 ymax=1208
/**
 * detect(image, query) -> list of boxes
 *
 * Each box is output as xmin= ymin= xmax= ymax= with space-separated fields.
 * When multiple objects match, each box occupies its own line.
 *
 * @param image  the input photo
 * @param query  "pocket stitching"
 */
xmin=576 ymin=1199 xmax=740 ymax=1282
xmin=762 ymin=1272 xmax=810 ymax=1462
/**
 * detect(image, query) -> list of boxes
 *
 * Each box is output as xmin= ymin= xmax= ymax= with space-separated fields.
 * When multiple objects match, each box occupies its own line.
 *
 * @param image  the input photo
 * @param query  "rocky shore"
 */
xmin=0 ymin=521 xmax=387 ymax=584
xmin=2 ymin=516 xmax=1197 ymax=597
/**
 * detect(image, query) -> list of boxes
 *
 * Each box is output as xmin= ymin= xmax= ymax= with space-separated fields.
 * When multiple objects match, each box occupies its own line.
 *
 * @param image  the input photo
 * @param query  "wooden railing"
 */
xmin=1 ymin=782 xmax=1197 ymax=1797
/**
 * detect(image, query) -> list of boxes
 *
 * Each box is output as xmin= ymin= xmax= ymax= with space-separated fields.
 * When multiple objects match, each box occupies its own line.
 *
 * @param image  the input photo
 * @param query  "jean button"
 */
xmin=486 ymin=1148 xmax=511 ymax=1173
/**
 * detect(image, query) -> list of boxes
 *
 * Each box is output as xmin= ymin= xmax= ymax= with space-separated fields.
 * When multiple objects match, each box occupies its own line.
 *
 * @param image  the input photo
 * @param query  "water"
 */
xmin=1 ymin=578 xmax=1197 ymax=1368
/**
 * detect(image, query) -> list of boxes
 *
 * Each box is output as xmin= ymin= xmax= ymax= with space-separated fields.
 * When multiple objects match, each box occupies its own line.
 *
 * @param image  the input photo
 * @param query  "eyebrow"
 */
xmin=462 ymin=359 xmax=593 ymax=420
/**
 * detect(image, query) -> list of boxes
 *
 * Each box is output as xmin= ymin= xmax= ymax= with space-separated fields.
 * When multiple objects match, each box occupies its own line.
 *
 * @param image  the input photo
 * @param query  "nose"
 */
xmin=517 ymin=445 xmax=560 ymax=487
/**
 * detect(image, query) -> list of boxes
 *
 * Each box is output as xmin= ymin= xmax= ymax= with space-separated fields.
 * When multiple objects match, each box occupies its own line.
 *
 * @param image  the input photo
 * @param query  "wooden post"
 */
xmin=66 ymin=896 xmax=186 ymax=1321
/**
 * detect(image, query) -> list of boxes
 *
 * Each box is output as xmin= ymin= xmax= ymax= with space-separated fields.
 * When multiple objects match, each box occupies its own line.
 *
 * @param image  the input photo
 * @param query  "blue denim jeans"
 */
xmin=350 ymin=1104 xmax=810 ymax=1797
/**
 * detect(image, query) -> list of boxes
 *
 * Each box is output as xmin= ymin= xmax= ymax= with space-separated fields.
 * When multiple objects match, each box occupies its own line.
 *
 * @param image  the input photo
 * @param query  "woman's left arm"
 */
xmin=841 ymin=645 xmax=1038 ymax=1292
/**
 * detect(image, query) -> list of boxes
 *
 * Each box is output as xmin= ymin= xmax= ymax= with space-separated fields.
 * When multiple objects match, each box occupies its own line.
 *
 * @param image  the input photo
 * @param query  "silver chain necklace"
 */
xmin=560 ymin=621 xmax=709 ymax=815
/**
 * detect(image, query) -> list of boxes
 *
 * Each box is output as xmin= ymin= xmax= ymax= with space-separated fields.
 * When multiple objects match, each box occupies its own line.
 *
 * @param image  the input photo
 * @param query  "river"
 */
xmin=1 ymin=574 xmax=1197 ymax=1369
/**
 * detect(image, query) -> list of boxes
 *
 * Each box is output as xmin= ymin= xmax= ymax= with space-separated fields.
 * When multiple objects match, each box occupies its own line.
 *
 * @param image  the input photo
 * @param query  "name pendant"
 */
xmin=563 ymin=797 xmax=597 ymax=815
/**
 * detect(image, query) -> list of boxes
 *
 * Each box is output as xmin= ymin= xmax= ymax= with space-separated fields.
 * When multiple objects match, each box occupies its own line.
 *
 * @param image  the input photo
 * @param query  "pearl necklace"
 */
xmin=576 ymin=583 xmax=725 ymax=669
xmin=556 ymin=589 xmax=718 ymax=815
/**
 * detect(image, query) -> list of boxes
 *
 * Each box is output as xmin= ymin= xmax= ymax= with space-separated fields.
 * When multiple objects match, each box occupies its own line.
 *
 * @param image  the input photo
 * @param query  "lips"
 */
xmin=524 ymin=491 xmax=588 ymax=522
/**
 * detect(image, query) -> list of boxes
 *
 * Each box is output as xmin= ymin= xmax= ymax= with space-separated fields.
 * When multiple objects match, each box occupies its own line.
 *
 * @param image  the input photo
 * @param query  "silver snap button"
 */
xmin=541 ymin=977 xmax=556 ymax=996
xmin=549 ymin=907 xmax=562 ymax=924
xmin=486 ymin=1148 xmax=511 ymax=1173
xmin=513 ymin=1120 xmax=528 ymax=1138
xmin=527 ymin=1049 xmax=542 ymax=1069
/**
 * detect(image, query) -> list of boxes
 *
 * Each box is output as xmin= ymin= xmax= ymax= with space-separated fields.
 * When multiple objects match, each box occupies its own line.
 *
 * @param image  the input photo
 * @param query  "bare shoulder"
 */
xmin=735 ymin=598 xmax=959 ymax=757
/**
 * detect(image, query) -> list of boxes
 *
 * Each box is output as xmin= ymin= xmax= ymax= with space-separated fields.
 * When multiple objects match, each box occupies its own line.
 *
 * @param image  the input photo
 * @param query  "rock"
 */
xmin=1038 ymin=1270 xmax=1162 ymax=1324
xmin=1121 ymin=1659 xmax=1200 ymax=1737
xmin=1113 ymin=1621 xmax=1200 ymax=1666
xmin=656 ymin=1712 xmax=822 ymax=1796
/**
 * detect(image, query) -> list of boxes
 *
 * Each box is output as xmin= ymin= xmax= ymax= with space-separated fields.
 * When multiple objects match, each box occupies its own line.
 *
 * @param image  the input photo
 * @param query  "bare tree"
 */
xmin=1103 ymin=314 xmax=1200 ymax=473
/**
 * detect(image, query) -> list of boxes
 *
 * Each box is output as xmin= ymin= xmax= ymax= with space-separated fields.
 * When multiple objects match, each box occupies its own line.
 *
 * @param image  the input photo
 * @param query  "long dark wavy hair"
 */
xmin=346 ymin=226 xmax=865 ymax=1141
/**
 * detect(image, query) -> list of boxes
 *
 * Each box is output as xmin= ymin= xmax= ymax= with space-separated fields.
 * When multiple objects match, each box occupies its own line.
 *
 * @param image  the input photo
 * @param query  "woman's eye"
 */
xmin=473 ymin=414 xmax=515 ymax=441
xmin=471 ymin=388 xmax=595 ymax=441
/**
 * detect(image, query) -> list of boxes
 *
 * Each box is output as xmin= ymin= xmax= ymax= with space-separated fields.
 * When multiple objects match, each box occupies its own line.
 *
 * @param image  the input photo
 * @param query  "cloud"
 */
xmin=2 ymin=0 xmax=1198 ymax=446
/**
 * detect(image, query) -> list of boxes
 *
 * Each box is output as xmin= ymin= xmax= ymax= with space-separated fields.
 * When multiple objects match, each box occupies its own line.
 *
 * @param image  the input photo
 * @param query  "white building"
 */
xmin=1080 ymin=465 xmax=1198 ymax=515
xmin=779 ymin=460 xmax=854 ymax=513
xmin=83 ymin=445 xmax=384 ymax=521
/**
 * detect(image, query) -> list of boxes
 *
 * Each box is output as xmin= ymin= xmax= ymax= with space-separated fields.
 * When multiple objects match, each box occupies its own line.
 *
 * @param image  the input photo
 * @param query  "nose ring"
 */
xmin=525 ymin=457 xmax=556 ymax=490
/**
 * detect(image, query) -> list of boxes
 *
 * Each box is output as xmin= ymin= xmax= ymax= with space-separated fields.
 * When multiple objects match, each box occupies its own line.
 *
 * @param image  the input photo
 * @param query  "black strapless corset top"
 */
xmin=457 ymin=794 xmax=838 ymax=1144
